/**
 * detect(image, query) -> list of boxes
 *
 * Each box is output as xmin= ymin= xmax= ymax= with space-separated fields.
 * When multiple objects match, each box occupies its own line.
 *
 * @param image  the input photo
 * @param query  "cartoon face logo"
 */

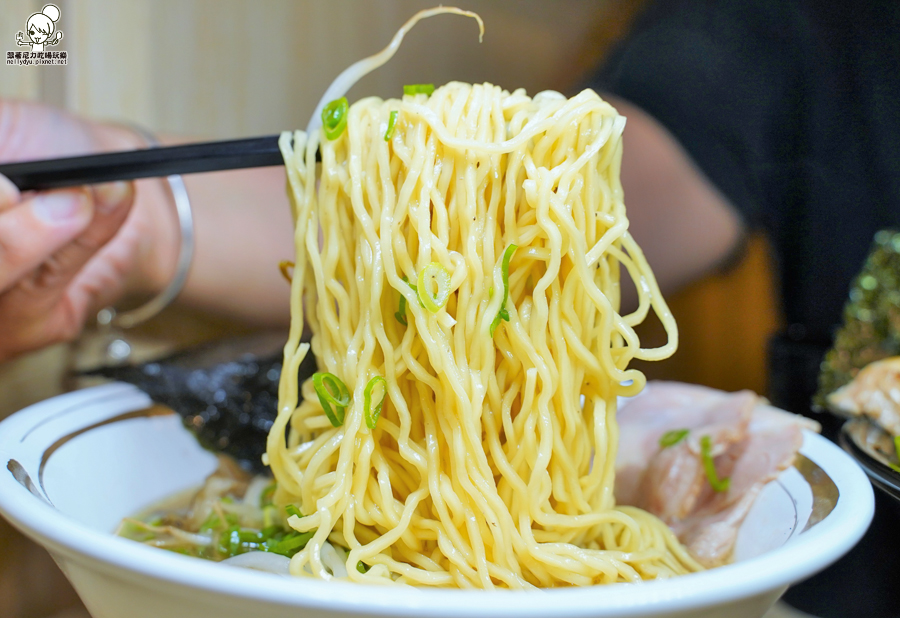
xmin=16 ymin=5 xmax=64 ymax=52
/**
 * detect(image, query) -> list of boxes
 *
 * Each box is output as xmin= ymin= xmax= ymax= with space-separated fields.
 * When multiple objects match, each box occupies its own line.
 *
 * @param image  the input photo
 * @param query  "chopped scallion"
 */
xmin=364 ymin=376 xmax=387 ymax=429
xmin=700 ymin=435 xmax=731 ymax=492
xmin=218 ymin=526 xmax=243 ymax=556
xmin=417 ymin=262 xmax=452 ymax=313
xmin=262 ymin=505 xmax=278 ymax=529
xmin=395 ymin=300 xmax=408 ymax=325
xmin=490 ymin=244 xmax=518 ymax=336
xmin=407 ymin=278 xmax=425 ymax=308
xmin=403 ymin=83 xmax=434 ymax=96
xmin=285 ymin=505 xmax=303 ymax=519
xmin=260 ymin=481 xmax=277 ymax=508
xmin=270 ymin=530 xmax=314 ymax=556
xmin=259 ymin=527 xmax=316 ymax=557
xmin=312 ymin=372 xmax=351 ymax=427
xmin=659 ymin=429 xmax=689 ymax=448
xmin=199 ymin=512 xmax=222 ymax=533
xmin=321 ymin=97 xmax=349 ymax=140
xmin=239 ymin=529 xmax=263 ymax=544
xmin=384 ymin=110 xmax=399 ymax=141
xmin=357 ymin=560 xmax=370 ymax=573
xmin=395 ymin=276 xmax=410 ymax=325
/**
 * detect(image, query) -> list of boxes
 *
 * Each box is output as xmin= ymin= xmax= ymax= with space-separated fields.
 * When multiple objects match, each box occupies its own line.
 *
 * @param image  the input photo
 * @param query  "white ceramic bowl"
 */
xmin=0 ymin=383 xmax=874 ymax=618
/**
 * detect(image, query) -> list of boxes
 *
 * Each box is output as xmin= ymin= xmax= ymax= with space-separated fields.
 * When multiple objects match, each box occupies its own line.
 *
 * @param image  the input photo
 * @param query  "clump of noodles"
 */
xmin=268 ymin=8 xmax=700 ymax=588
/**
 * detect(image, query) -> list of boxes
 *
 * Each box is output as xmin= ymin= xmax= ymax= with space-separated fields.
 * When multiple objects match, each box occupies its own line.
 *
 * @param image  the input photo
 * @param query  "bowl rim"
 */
xmin=0 ymin=384 xmax=876 ymax=617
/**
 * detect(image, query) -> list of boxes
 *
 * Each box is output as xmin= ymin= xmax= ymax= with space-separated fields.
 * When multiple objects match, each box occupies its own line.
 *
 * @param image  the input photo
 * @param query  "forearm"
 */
xmin=96 ymin=125 xmax=294 ymax=327
xmin=612 ymin=98 xmax=745 ymax=308
xmin=179 ymin=165 xmax=294 ymax=326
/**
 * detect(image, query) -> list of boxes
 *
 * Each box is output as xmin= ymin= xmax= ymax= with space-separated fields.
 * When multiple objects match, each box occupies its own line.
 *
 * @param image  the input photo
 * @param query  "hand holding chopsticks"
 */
xmin=0 ymin=98 xmax=299 ymax=364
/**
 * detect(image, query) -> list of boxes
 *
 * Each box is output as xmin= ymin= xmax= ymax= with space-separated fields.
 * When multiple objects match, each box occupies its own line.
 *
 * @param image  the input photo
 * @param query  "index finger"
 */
xmin=0 ymin=174 xmax=21 ymax=213
xmin=0 ymin=189 xmax=92 ymax=293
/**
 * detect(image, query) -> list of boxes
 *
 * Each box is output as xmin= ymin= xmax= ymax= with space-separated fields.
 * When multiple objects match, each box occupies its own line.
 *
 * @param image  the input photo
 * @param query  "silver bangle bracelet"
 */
xmin=96 ymin=128 xmax=195 ymax=333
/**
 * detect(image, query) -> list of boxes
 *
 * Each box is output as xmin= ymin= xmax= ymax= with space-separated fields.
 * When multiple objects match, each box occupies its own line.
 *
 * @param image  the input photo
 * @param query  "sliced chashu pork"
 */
xmin=616 ymin=381 xmax=819 ymax=567
xmin=828 ymin=356 xmax=900 ymax=436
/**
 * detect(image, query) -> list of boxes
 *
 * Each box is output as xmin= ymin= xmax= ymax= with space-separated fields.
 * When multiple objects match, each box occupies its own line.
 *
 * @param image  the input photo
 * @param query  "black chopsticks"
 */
xmin=0 ymin=134 xmax=287 ymax=191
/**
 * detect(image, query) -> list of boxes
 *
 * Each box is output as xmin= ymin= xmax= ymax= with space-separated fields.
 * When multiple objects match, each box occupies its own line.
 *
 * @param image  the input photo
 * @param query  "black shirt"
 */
xmin=596 ymin=0 xmax=900 ymax=346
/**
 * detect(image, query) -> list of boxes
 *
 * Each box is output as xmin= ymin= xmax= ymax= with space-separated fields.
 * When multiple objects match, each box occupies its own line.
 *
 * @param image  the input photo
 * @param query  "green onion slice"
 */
xmin=408 ymin=278 xmax=425 ymax=308
xmin=275 ymin=531 xmax=312 ymax=553
xmin=357 ymin=560 xmax=370 ymax=574
xmin=403 ymin=83 xmax=434 ymax=96
xmin=263 ymin=530 xmax=315 ymax=557
xmin=364 ymin=376 xmax=387 ymax=429
xmin=199 ymin=512 xmax=224 ymax=533
xmin=262 ymin=505 xmax=278 ymax=528
xmin=219 ymin=526 xmax=242 ymax=556
xmin=260 ymin=481 xmax=277 ymax=508
xmin=700 ymin=435 xmax=731 ymax=493
xmin=659 ymin=429 xmax=689 ymax=448
xmin=312 ymin=372 xmax=351 ymax=427
xmin=384 ymin=110 xmax=399 ymax=141
xmin=417 ymin=262 xmax=452 ymax=313
xmin=490 ymin=244 xmax=518 ymax=336
xmin=395 ymin=276 xmax=410 ymax=325
xmin=395 ymin=296 xmax=408 ymax=325
xmin=321 ymin=97 xmax=349 ymax=140
xmin=395 ymin=276 xmax=425 ymax=323
xmin=285 ymin=505 xmax=303 ymax=519
xmin=238 ymin=530 xmax=263 ymax=544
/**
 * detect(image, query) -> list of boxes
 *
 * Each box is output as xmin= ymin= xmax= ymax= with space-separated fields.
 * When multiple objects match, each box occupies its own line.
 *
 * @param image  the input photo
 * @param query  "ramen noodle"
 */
xmin=266 ymin=7 xmax=698 ymax=589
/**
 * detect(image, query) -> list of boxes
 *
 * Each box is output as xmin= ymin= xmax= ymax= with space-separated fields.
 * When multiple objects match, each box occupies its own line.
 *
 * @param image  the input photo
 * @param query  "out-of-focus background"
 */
xmin=0 ymin=1 xmax=781 ymax=616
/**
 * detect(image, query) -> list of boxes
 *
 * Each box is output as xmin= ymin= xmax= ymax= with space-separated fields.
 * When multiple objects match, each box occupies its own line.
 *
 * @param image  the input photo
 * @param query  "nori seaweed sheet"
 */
xmin=815 ymin=230 xmax=900 ymax=410
xmin=85 ymin=333 xmax=317 ymax=473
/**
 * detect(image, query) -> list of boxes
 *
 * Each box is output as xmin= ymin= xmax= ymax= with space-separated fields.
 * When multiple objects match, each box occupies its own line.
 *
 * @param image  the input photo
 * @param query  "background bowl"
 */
xmin=0 ymin=383 xmax=874 ymax=618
